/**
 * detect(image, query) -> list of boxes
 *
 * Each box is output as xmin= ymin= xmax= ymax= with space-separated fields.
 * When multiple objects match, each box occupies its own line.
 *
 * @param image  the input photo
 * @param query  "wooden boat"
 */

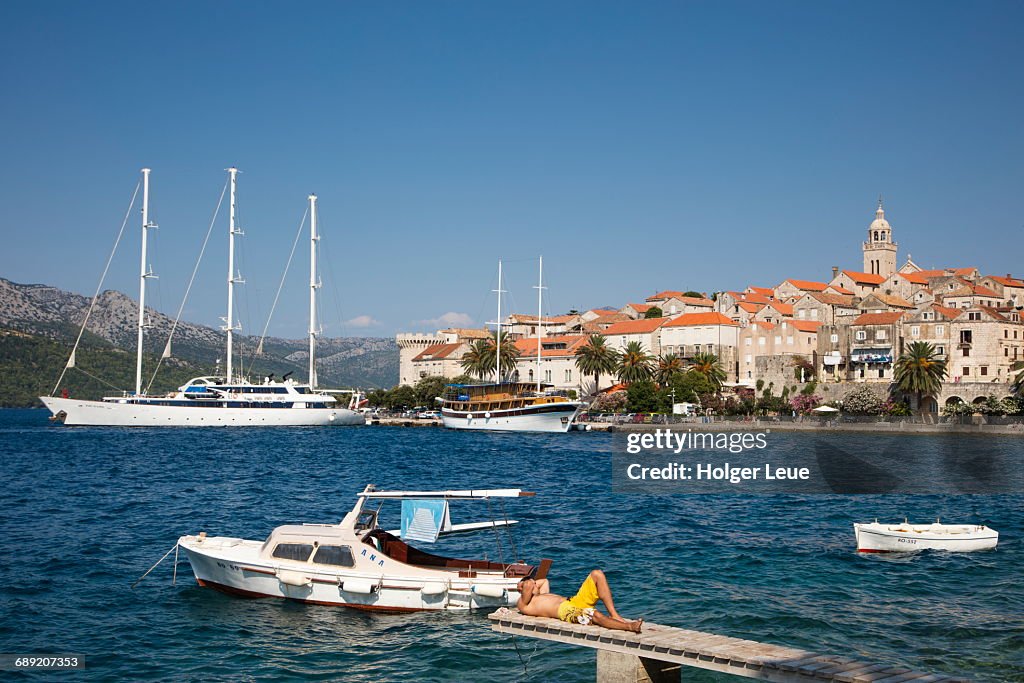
xmin=854 ymin=520 xmax=998 ymax=553
xmin=178 ymin=486 xmax=539 ymax=611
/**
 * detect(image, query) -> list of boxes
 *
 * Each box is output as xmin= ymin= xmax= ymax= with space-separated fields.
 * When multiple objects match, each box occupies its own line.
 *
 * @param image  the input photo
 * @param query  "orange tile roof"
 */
xmin=441 ymin=328 xmax=491 ymax=339
xmin=549 ymin=313 xmax=579 ymax=323
xmin=591 ymin=313 xmax=633 ymax=325
xmin=978 ymin=306 xmax=1008 ymax=321
xmin=932 ymin=304 xmax=963 ymax=320
xmin=603 ymin=318 xmax=668 ymax=335
xmin=626 ymin=303 xmax=653 ymax=313
xmin=646 ymin=290 xmax=687 ymax=301
xmin=987 ymin=275 xmax=1024 ymax=287
xmin=749 ymin=321 xmax=775 ymax=330
xmin=869 ymin=293 xmax=914 ymax=308
xmin=738 ymin=302 xmax=765 ymax=314
xmin=827 ymin=285 xmax=855 ymax=295
xmin=808 ymin=292 xmax=856 ymax=306
xmin=898 ymin=272 xmax=932 ymax=285
xmin=784 ymin=279 xmax=829 ymax=291
xmin=853 ymin=312 xmax=904 ymax=325
xmin=588 ymin=308 xmax=621 ymax=317
xmin=676 ymin=296 xmax=714 ymax=307
xmin=413 ymin=343 xmax=463 ymax=362
xmin=512 ymin=335 xmax=590 ymax=358
xmin=841 ymin=270 xmax=886 ymax=285
xmin=748 ymin=286 xmax=774 ymax=296
xmin=766 ymin=302 xmax=794 ymax=316
xmin=663 ymin=312 xmax=739 ymax=327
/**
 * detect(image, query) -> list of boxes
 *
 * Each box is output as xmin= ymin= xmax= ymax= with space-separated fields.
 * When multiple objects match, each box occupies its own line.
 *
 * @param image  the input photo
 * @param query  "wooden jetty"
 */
xmin=488 ymin=608 xmax=969 ymax=683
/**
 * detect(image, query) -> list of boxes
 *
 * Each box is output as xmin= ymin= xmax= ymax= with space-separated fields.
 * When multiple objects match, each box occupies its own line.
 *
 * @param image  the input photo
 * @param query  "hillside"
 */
xmin=0 ymin=277 xmax=397 ymax=406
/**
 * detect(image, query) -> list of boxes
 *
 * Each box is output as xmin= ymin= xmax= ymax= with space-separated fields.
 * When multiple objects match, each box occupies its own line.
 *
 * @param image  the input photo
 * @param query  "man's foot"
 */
xmin=626 ymin=619 xmax=643 ymax=633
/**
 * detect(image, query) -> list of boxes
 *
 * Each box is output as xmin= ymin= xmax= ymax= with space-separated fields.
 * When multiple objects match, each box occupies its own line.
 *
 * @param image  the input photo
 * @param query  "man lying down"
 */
xmin=516 ymin=569 xmax=643 ymax=633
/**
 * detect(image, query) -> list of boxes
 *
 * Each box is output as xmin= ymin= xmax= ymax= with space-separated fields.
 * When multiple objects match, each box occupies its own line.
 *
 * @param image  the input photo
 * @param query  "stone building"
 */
xmin=848 ymin=311 xmax=905 ymax=382
xmin=659 ymin=312 xmax=740 ymax=381
xmin=863 ymin=200 xmax=898 ymax=277
xmin=947 ymin=306 xmax=1024 ymax=384
xmin=603 ymin=317 xmax=667 ymax=356
xmin=512 ymin=334 xmax=591 ymax=394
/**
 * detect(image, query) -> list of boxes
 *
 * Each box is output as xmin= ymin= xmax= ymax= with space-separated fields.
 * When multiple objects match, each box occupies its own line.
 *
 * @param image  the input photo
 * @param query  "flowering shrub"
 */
xmin=841 ymin=385 xmax=883 ymax=415
xmin=591 ymin=391 xmax=627 ymax=413
xmin=789 ymin=394 xmax=821 ymax=414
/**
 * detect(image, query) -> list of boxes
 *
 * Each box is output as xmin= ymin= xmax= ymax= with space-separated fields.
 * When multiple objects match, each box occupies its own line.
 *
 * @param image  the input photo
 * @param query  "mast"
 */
xmin=534 ymin=255 xmax=544 ymax=393
xmin=494 ymin=260 xmax=503 ymax=383
xmin=308 ymin=193 xmax=319 ymax=389
xmin=224 ymin=167 xmax=243 ymax=384
xmin=135 ymin=168 xmax=155 ymax=396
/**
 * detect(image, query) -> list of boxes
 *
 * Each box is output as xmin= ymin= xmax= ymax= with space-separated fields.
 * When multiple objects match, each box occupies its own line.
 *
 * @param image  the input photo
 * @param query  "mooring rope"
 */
xmin=50 ymin=180 xmax=140 ymax=396
xmin=130 ymin=543 xmax=178 ymax=589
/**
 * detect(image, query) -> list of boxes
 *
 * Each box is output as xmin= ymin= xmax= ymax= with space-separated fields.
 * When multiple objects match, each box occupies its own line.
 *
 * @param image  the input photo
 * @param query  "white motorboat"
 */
xmin=854 ymin=520 xmax=999 ymax=553
xmin=41 ymin=169 xmax=361 ymax=427
xmin=178 ymin=486 xmax=540 ymax=612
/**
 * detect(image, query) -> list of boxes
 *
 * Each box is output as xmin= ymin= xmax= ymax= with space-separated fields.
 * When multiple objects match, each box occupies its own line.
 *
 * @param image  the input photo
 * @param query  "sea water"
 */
xmin=0 ymin=409 xmax=1020 ymax=681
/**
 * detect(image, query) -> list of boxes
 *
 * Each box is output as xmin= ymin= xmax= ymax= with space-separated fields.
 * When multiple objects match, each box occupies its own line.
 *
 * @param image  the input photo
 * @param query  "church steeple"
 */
xmin=862 ymin=196 xmax=898 ymax=276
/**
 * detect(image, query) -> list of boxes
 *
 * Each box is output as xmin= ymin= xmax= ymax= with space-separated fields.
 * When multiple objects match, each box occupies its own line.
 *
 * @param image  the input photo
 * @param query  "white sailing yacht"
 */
xmin=40 ymin=168 xmax=363 ymax=427
xmin=437 ymin=258 xmax=583 ymax=432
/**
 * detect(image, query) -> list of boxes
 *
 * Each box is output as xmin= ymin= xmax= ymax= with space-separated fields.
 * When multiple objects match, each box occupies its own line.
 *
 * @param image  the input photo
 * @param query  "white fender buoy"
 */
xmin=466 ymin=414 xmax=473 ymax=420
xmin=276 ymin=569 xmax=313 ymax=587
xmin=420 ymin=582 xmax=447 ymax=596
xmin=341 ymin=579 xmax=377 ymax=595
xmin=471 ymin=583 xmax=505 ymax=599
xmin=484 ymin=412 xmax=491 ymax=419
xmin=329 ymin=413 xmax=336 ymax=421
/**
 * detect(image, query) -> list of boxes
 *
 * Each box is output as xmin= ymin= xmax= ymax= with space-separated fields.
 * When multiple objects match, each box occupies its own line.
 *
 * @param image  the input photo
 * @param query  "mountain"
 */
xmin=0 ymin=277 xmax=397 ymax=406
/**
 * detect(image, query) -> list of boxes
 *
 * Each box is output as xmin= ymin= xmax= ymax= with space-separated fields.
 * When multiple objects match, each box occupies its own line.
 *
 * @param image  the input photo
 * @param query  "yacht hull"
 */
xmin=440 ymin=403 xmax=581 ymax=433
xmin=854 ymin=522 xmax=999 ymax=553
xmin=179 ymin=540 xmax=517 ymax=612
xmin=40 ymin=396 xmax=363 ymax=427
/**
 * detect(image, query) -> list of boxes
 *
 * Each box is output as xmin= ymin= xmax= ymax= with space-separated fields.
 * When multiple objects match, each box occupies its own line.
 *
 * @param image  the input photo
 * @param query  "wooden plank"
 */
xmin=486 ymin=610 xmax=968 ymax=683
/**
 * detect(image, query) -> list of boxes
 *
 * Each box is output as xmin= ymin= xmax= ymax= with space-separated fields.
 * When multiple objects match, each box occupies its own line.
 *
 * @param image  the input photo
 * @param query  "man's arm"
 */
xmin=516 ymin=581 xmax=535 ymax=611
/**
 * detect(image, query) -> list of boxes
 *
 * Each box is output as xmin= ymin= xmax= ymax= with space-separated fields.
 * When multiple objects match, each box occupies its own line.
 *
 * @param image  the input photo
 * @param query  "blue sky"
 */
xmin=1 ymin=2 xmax=1021 ymax=338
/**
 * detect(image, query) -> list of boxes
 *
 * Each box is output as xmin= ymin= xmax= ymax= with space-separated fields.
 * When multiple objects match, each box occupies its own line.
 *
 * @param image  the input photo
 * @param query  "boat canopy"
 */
xmin=358 ymin=487 xmax=534 ymax=500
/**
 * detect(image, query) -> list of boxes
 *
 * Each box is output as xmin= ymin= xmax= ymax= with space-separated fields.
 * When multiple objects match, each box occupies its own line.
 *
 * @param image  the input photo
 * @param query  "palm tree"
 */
xmin=654 ymin=353 xmax=684 ymax=386
xmin=617 ymin=341 xmax=654 ymax=384
xmin=460 ymin=340 xmax=491 ymax=380
xmin=493 ymin=335 xmax=521 ymax=382
xmin=575 ymin=335 xmax=619 ymax=394
xmin=894 ymin=341 xmax=948 ymax=413
xmin=690 ymin=352 xmax=726 ymax=392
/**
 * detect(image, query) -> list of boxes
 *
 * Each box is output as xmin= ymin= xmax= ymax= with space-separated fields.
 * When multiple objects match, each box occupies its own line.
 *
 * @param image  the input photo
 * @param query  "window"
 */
xmin=911 ymin=326 xmax=920 ymax=337
xmin=936 ymin=345 xmax=945 ymax=355
xmin=745 ymin=354 xmax=752 ymax=363
xmin=963 ymin=348 xmax=970 ymax=357
xmin=544 ymin=369 xmax=552 ymax=382
xmin=936 ymin=325 xmax=944 ymax=336
xmin=968 ymin=312 xmax=981 ymax=321
xmin=830 ymin=334 xmax=839 ymax=343
xmin=745 ymin=337 xmax=752 ymax=346
xmin=314 ymin=545 xmax=354 ymax=567
xmin=923 ymin=311 xmax=933 ymax=320
xmin=876 ymin=330 xmax=887 ymax=340
xmin=759 ymin=337 xmax=766 ymax=346
xmin=855 ymin=331 xmax=866 ymax=341
xmin=964 ymin=366 xmax=970 ymax=375
xmin=981 ymin=366 xmax=988 ymax=376
xmin=528 ymin=369 xmax=534 ymax=381
xmin=565 ymin=369 xmax=572 ymax=383
xmin=774 ymin=336 xmax=781 ymax=345
xmin=798 ymin=309 xmax=805 ymax=319
xmin=811 ymin=309 xmax=818 ymax=319
xmin=272 ymin=543 xmax=314 ymax=562
xmin=787 ymin=336 xmax=794 ymax=345
xmin=1005 ymin=330 xmax=1009 ymax=339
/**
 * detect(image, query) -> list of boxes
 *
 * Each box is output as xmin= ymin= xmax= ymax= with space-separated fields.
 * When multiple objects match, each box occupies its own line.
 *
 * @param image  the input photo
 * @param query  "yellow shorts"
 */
xmin=557 ymin=576 xmax=599 ymax=624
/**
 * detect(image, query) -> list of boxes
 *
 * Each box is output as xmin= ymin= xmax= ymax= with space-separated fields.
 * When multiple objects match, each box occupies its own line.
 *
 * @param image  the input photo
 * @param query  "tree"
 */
xmin=617 ymin=341 xmax=654 ymax=384
xmin=460 ymin=340 xmax=491 ymax=380
xmin=575 ymin=335 xmax=619 ymax=394
xmin=626 ymin=380 xmax=668 ymax=413
xmin=842 ymin=385 xmax=883 ymax=415
xmin=690 ymin=352 xmax=726 ymax=392
xmin=667 ymin=370 xmax=715 ymax=403
xmin=682 ymin=291 xmax=703 ymax=298
xmin=388 ymin=385 xmax=416 ymax=409
xmin=893 ymin=341 xmax=948 ymax=412
xmin=654 ymin=353 xmax=684 ymax=386
xmin=790 ymin=394 xmax=821 ymax=414
xmin=643 ymin=306 xmax=663 ymax=319
xmin=413 ymin=376 xmax=448 ymax=406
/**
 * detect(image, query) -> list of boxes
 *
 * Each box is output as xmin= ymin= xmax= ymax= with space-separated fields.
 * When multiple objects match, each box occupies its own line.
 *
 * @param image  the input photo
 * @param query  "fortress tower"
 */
xmin=863 ymin=198 xmax=898 ymax=277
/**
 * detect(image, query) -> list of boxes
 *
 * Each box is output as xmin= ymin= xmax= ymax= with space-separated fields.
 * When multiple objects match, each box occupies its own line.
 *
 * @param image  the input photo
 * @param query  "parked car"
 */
xmin=417 ymin=410 xmax=440 ymax=419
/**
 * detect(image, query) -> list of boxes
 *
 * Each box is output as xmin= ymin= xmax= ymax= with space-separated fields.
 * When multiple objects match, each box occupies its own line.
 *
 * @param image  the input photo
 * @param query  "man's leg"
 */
xmin=591 ymin=610 xmax=642 ymax=633
xmin=589 ymin=569 xmax=625 ymax=621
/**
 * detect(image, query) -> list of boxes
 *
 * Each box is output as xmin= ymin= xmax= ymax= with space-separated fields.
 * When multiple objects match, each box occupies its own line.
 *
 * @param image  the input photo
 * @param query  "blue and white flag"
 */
xmin=400 ymin=499 xmax=451 ymax=544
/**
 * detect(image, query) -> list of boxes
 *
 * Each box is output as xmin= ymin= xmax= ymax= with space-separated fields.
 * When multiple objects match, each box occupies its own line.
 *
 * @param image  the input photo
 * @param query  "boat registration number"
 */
xmin=897 ymin=538 xmax=917 ymax=545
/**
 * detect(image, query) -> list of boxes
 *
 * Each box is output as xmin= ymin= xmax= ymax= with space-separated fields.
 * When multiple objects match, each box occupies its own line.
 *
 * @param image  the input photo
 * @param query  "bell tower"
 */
xmin=862 ymin=197 xmax=898 ymax=277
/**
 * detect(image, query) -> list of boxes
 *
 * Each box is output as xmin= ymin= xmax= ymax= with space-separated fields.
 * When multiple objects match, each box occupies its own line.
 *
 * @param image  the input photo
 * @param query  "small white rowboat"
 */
xmin=854 ymin=520 xmax=998 ymax=553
